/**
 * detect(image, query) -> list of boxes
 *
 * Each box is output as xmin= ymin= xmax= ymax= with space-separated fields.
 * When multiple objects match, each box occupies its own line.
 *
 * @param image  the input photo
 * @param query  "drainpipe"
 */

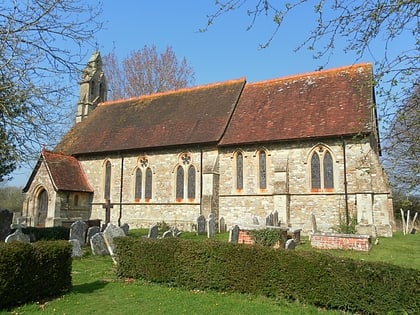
xmin=118 ymin=154 xmax=124 ymax=227
xmin=342 ymin=139 xmax=350 ymax=232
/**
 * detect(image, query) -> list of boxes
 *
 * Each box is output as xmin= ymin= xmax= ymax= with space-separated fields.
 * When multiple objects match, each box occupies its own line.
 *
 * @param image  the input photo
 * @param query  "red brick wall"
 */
xmin=238 ymin=230 xmax=254 ymax=244
xmin=310 ymin=233 xmax=372 ymax=252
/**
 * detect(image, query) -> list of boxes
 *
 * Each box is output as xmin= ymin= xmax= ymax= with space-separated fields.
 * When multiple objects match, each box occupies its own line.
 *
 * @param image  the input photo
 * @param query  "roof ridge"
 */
xmin=99 ymin=77 xmax=247 ymax=107
xmin=247 ymin=63 xmax=372 ymax=86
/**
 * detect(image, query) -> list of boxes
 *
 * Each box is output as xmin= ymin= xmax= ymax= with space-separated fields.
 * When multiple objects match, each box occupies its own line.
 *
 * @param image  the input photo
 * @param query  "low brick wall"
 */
xmin=310 ymin=232 xmax=372 ymax=251
xmin=238 ymin=230 xmax=254 ymax=244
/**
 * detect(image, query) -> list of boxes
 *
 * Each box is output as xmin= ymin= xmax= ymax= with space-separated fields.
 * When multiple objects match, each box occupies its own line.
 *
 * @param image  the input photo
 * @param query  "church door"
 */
xmin=37 ymin=189 xmax=48 ymax=227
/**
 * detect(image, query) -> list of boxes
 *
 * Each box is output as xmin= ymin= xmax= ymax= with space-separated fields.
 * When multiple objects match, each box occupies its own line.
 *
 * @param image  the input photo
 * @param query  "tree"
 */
xmin=0 ymin=0 xmax=103 ymax=181
xmin=102 ymin=45 xmax=195 ymax=100
xmin=0 ymin=185 xmax=24 ymax=213
xmin=204 ymin=1 xmax=419 ymax=193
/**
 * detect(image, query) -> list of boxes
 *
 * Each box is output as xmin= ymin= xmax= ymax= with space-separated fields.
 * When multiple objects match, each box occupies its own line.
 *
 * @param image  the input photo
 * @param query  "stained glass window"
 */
xmin=176 ymin=166 xmax=184 ymax=199
xmin=135 ymin=168 xmax=142 ymax=200
xmin=187 ymin=165 xmax=196 ymax=199
xmin=311 ymin=153 xmax=321 ymax=189
xmin=259 ymin=151 xmax=267 ymax=189
xmin=324 ymin=151 xmax=334 ymax=189
xmin=104 ymin=161 xmax=111 ymax=199
xmin=145 ymin=167 xmax=152 ymax=199
xmin=236 ymin=152 xmax=243 ymax=190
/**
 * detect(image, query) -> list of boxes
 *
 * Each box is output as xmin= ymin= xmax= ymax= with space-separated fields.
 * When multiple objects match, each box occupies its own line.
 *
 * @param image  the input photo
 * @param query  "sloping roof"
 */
xmin=55 ymin=79 xmax=246 ymax=155
xmin=23 ymin=150 xmax=93 ymax=193
xmin=219 ymin=63 xmax=375 ymax=146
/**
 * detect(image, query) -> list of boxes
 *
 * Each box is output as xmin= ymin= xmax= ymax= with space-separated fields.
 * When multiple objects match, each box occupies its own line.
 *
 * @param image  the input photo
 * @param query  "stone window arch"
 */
xmin=309 ymin=145 xmax=335 ymax=192
xmin=133 ymin=156 xmax=153 ymax=202
xmin=174 ymin=152 xmax=196 ymax=202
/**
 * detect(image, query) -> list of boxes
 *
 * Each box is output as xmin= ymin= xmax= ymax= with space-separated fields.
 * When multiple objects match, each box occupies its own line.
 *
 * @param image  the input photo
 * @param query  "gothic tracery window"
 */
xmin=310 ymin=146 xmax=334 ymax=191
xmin=187 ymin=165 xmax=196 ymax=199
xmin=145 ymin=167 xmax=153 ymax=200
xmin=176 ymin=165 xmax=184 ymax=200
xmin=236 ymin=152 xmax=243 ymax=190
xmin=135 ymin=168 xmax=142 ymax=200
xmin=175 ymin=153 xmax=196 ymax=202
xmin=259 ymin=150 xmax=267 ymax=190
xmin=104 ymin=161 xmax=111 ymax=200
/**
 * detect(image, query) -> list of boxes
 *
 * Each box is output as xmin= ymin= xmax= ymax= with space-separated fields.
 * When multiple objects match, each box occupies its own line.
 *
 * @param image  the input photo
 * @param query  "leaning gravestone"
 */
xmin=197 ymin=215 xmax=206 ymax=235
xmin=162 ymin=230 xmax=172 ymax=238
xmin=219 ymin=217 xmax=226 ymax=233
xmin=285 ymin=238 xmax=296 ymax=250
xmin=86 ymin=226 xmax=100 ymax=245
xmin=148 ymin=224 xmax=159 ymax=238
xmin=0 ymin=209 xmax=13 ymax=242
xmin=120 ymin=223 xmax=130 ymax=236
xmin=207 ymin=214 xmax=215 ymax=238
xmin=69 ymin=239 xmax=83 ymax=257
xmin=102 ymin=223 xmax=126 ymax=257
xmin=90 ymin=233 xmax=109 ymax=256
xmin=5 ymin=217 xmax=30 ymax=243
xmin=70 ymin=220 xmax=88 ymax=246
xmin=229 ymin=225 xmax=240 ymax=243
xmin=311 ymin=213 xmax=318 ymax=233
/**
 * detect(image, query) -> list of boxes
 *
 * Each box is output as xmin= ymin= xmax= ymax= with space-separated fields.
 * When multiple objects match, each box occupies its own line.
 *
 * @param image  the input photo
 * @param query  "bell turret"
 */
xmin=76 ymin=51 xmax=107 ymax=123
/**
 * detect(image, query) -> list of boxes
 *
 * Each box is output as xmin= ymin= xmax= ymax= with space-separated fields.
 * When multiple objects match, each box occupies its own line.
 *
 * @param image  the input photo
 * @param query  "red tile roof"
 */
xmin=219 ymin=63 xmax=375 ymax=146
xmin=23 ymin=150 xmax=93 ymax=192
xmin=55 ymin=79 xmax=246 ymax=155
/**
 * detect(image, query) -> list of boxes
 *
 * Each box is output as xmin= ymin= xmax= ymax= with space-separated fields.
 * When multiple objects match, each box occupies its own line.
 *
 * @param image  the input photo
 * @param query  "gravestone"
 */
xmin=219 ymin=217 xmax=226 ymax=233
xmin=0 ymin=209 xmax=13 ymax=241
xmin=120 ymin=223 xmax=130 ymax=236
xmin=162 ymin=230 xmax=172 ymax=238
xmin=285 ymin=238 xmax=296 ymax=250
xmin=266 ymin=213 xmax=273 ymax=226
xmin=311 ymin=213 xmax=318 ymax=233
xmin=69 ymin=239 xmax=83 ymax=257
xmin=70 ymin=220 xmax=88 ymax=246
xmin=229 ymin=225 xmax=240 ymax=243
xmin=273 ymin=210 xmax=279 ymax=226
xmin=90 ymin=233 xmax=109 ymax=256
xmin=172 ymin=226 xmax=182 ymax=237
xmin=253 ymin=216 xmax=259 ymax=225
xmin=197 ymin=215 xmax=206 ymax=235
xmin=207 ymin=214 xmax=215 ymax=238
xmin=102 ymin=223 xmax=126 ymax=261
xmin=5 ymin=217 xmax=30 ymax=243
xmin=291 ymin=229 xmax=302 ymax=244
xmin=86 ymin=226 xmax=100 ymax=245
xmin=148 ymin=224 xmax=158 ymax=238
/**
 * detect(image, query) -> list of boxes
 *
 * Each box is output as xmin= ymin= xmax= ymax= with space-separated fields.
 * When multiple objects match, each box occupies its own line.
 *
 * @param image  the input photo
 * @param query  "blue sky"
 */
xmin=7 ymin=1 xmax=408 ymax=187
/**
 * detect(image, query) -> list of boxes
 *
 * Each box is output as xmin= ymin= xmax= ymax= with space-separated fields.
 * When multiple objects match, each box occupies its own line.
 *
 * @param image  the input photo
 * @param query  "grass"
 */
xmin=2 ymin=231 xmax=419 ymax=315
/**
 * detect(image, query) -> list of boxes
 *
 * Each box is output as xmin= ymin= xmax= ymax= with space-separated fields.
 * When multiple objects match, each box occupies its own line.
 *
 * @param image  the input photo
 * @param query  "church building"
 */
xmin=22 ymin=52 xmax=394 ymax=236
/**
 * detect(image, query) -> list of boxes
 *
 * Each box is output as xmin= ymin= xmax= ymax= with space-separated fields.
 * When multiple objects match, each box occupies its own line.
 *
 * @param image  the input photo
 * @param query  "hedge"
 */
xmin=0 ymin=241 xmax=72 ymax=310
xmin=114 ymin=237 xmax=420 ymax=315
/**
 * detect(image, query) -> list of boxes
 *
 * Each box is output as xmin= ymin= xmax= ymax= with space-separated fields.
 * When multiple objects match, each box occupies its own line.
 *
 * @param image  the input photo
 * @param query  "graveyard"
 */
xmin=1 ymin=212 xmax=419 ymax=314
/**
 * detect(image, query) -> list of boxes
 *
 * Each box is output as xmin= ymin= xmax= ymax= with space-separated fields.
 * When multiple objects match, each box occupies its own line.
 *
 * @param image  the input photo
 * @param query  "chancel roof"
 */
xmin=55 ymin=63 xmax=375 ymax=156
xmin=219 ymin=63 xmax=375 ymax=146
xmin=23 ymin=150 xmax=93 ymax=193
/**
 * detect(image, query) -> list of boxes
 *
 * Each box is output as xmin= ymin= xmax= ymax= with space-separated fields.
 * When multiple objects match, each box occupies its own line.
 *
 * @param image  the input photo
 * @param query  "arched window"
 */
xmin=236 ymin=152 xmax=243 ymax=190
xmin=324 ymin=151 xmax=334 ymax=189
xmin=187 ymin=165 xmax=196 ymax=199
xmin=134 ymin=168 xmax=142 ymax=200
xmin=176 ymin=166 xmax=184 ymax=200
xmin=259 ymin=150 xmax=267 ymax=190
xmin=145 ymin=167 xmax=152 ymax=200
xmin=310 ymin=147 xmax=334 ymax=191
xmin=104 ymin=161 xmax=111 ymax=200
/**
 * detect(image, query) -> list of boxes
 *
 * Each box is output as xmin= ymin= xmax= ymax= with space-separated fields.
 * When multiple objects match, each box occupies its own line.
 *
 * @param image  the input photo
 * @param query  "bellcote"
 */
xmin=76 ymin=51 xmax=107 ymax=123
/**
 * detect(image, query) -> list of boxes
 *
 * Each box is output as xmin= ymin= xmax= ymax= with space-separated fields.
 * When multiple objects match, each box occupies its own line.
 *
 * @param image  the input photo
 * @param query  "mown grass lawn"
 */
xmin=2 ymin=231 xmax=419 ymax=314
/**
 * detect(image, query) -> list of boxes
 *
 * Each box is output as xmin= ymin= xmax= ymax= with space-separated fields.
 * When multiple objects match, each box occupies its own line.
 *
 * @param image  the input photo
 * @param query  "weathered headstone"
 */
xmin=229 ymin=225 xmax=240 ymax=243
xmin=273 ymin=210 xmax=279 ymax=226
xmin=311 ymin=213 xmax=318 ymax=233
xmin=207 ymin=214 xmax=215 ymax=238
xmin=219 ymin=217 xmax=226 ymax=233
xmin=102 ymin=223 xmax=126 ymax=261
xmin=197 ymin=215 xmax=206 ymax=235
xmin=291 ymin=229 xmax=302 ymax=244
xmin=90 ymin=233 xmax=109 ymax=256
xmin=148 ymin=224 xmax=158 ymax=238
xmin=172 ymin=226 xmax=182 ymax=237
xmin=70 ymin=220 xmax=88 ymax=246
xmin=86 ymin=226 xmax=100 ymax=245
xmin=285 ymin=238 xmax=296 ymax=250
xmin=162 ymin=230 xmax=172 ymax=238
xmin=0 ymin=209 xmax=13 ymax=242
xmin=69 ymin=239 xmax=83 ymax=257
xmin=266 ymin=213 xmax=273 ymax=226
xmin=253 ymin=216 xmax=260 ymax=225
xmin=5 ymin=217 xmax=30 ymax=243
xmin=120 ymin=223 xmax=130 ymax=236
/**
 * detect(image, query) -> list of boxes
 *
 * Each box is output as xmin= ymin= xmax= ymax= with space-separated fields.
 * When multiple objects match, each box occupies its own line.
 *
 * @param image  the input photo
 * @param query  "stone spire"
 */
xmin=76 ymin=51 xmax=107 ymax=123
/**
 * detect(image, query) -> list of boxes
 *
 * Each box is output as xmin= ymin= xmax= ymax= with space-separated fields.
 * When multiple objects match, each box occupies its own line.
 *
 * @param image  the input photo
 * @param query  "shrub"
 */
xmin=114 ymin=237 xmax=420 ymax=314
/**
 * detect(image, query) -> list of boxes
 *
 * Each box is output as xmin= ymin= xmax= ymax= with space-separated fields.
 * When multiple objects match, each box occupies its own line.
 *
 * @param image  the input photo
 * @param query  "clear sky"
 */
xmin=6 ymin=1 xmax=408 ymax=187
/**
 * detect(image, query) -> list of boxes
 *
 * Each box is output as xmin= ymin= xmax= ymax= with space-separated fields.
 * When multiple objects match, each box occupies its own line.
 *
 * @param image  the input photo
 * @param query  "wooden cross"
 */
xmin=102 ymin=199 xmax=113 ymax=225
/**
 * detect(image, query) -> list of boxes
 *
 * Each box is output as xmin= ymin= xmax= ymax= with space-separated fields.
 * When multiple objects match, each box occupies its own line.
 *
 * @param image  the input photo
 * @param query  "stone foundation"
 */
xmin=310 ymin=232 xmax=372 ymax=251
